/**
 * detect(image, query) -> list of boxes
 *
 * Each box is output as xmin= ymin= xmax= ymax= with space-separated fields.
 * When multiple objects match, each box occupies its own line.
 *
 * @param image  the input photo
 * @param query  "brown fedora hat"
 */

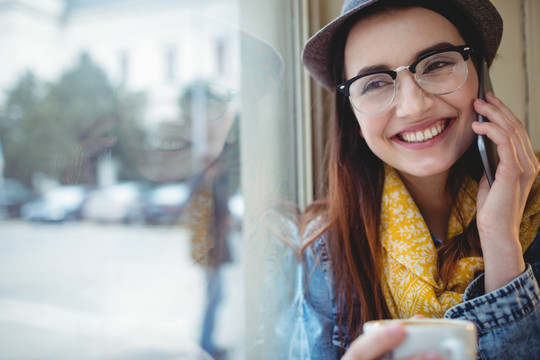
xmin=302 ymin=0 xmax=503 ymax=91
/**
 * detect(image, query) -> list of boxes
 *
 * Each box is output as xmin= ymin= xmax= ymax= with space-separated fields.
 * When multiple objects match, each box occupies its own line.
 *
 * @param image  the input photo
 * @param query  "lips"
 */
xmin=144 ymin=121 xmax=192 ymax=152
xmin=397 ymin=119 xmax=450 ymax=143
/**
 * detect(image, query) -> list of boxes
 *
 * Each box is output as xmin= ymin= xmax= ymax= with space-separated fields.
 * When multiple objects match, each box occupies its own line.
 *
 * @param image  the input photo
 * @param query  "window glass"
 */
xmin=0 ymin=0 xmax=304 ymax=359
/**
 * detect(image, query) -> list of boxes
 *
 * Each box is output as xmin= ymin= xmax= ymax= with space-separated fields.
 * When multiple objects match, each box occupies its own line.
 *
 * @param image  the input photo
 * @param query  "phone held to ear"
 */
xmin=477 ymin=59 xmax=499 ymax=187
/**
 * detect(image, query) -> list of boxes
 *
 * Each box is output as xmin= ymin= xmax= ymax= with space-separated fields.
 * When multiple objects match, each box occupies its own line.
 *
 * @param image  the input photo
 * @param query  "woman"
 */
xmin=298 ymin=0 xmax=540 ymax=359
xmin=175 ymin=80 xmax=240 ymax=360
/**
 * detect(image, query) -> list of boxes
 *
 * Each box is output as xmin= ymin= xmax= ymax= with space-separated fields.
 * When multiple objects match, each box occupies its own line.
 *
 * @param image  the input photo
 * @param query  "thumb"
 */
xmin=342 ymin=324 xmax=406 ymax=360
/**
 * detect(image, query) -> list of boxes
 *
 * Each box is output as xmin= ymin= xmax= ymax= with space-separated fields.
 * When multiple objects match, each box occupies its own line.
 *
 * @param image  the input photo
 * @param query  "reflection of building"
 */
xmin=0 ymin=0 xmax=66 ymax=91
xmin=0 ymin=0 xmax=240 ymax=124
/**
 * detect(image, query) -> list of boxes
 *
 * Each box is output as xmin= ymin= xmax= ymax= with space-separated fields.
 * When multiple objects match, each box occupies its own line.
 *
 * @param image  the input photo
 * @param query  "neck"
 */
xmin=398 ymin=171 xmax=452 ymax=241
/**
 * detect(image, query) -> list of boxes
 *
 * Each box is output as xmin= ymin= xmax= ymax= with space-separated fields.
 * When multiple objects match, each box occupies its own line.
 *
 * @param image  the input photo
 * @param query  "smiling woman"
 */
xmin=296 ymin=0 xmax=540 ymax=359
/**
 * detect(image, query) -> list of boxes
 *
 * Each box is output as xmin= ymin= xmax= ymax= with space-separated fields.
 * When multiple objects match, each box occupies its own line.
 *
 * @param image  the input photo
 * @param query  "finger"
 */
xmin=487 ymin=93 xmax=538 ymax=168
xmin=471 ymin=118 xmax=516 ymax=173
xmin=480 ymin=92 xmax=536 ymax=162
xmin=472 ymin=101 xmax=533 ymax=175
xmin=485 ymin=92 xmax=522 ymax=127
xmin=474 ymin=98 xmax=520 ymax=141
xmin=472 ymin=117 xmax=537 ymax=192
xmin=342 ymin=324 xmax=406 ymax=360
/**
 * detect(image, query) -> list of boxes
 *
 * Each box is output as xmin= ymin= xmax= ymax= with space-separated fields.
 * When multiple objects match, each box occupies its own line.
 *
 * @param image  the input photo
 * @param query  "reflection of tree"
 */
xmin=0 ymin=72 xmax=44 ymax=186
xmin=113 ymin=90 xmax=148 ymax=181
xmin=0 ymin=53 xmax=145 ymax=186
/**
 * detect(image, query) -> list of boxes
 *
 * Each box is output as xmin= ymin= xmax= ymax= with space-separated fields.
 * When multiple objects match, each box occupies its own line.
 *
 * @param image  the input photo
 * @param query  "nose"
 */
xmin=393 ymin=71 xmax=434 ymax=118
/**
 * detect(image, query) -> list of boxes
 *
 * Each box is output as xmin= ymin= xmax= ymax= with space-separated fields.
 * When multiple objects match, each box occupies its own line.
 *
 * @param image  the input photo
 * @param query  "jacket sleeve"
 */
xmin=444 ymin=228 xmax=540 ymax=360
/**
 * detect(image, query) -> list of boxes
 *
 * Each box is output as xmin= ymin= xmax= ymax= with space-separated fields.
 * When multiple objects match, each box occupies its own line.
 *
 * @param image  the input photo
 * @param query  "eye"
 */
xmin=418 ymin=52 xmax=461 ymax=75
xmin=352 ymin=73 xmax=394 ymax=96
xmin=363 ymin=80 xmax=392 ymax=93
xmin=423 ymin=60 xmax=456 ymax=73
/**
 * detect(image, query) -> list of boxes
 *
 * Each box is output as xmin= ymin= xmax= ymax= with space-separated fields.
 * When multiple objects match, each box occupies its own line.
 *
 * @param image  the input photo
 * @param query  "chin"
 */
xmin=393 ymin=159 xmax=453 ymax=180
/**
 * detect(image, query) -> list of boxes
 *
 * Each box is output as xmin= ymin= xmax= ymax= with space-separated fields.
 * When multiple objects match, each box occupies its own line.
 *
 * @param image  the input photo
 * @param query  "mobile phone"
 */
xmin=477 ymin=59 xmax=499 ymax=186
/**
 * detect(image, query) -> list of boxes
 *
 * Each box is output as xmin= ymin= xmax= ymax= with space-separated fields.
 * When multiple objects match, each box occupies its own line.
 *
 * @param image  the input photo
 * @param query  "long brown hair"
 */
xmin=302 ymin=0 xmax=487 ymax=345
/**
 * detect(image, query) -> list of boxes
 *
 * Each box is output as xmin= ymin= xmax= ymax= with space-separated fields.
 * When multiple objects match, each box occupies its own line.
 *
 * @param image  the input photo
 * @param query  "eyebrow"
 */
xmin=354 ymin=41 xmax=457 ymax=76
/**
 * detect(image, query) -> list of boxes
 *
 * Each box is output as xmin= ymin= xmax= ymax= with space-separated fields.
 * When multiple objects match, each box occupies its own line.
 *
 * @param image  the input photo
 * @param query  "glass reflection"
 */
xmin=0 ymin=0 xmax=296 ymax=358
xmin=0 ymin=1 xmax=245 ymax=359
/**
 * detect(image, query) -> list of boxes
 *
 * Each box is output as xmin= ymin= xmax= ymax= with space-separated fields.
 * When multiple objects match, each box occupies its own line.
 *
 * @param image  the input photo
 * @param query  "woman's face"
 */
xmin=126 ymin=82 xmax=237 ymax=182
xmin=343 ymin=7 xmax=478 ymax=182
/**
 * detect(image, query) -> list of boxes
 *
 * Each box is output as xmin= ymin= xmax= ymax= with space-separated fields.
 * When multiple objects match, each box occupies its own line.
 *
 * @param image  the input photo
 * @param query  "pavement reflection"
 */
xmin=0 ymin=220 xmax=244 ymax=359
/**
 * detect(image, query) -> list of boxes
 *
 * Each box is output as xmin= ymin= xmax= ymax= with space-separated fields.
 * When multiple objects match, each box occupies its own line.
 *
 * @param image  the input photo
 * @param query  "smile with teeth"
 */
xmin=147 ymin=136 xmax=191 ymax=151
xmin=398 ymin=119 xmax=449 ymax=143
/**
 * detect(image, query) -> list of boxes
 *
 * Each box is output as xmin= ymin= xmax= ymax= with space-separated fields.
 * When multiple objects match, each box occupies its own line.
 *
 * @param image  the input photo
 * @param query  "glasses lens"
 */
xmin=181 ymin=83 xmax=229 ymax=121
xmin=348 ymin=73 xmax=395 ymax=114
xmin=415 ymin=51 xmax=468 ymax=94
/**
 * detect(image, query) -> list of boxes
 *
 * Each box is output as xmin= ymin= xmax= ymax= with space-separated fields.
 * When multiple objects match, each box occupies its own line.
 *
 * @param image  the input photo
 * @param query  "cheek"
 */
xmin=208 ymin=118 xmax=233 ymax=148
xmin=447 ymin=70 xmax=479 ymax=120
xmin=460 ymin=64 xmax=479 ymax=107
xmin=355 ymin=112 xmax=387 ymax=140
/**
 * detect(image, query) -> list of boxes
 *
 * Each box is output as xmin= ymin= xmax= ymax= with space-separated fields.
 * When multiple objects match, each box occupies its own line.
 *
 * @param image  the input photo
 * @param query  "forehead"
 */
xmin=344 ymin=7 xmax=465 ymax=76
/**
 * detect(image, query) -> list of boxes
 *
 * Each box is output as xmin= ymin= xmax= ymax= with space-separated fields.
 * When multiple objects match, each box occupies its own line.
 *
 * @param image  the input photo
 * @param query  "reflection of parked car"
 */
xmin=0 ymin=179 xmax=35 ymax=218
xmin=21 ymin=185 xmax=90 ymax=222
xmin=82 ymin=182 xmax=150 ymax=224
xmin=142 ymin=182 xmax=191 ymax=225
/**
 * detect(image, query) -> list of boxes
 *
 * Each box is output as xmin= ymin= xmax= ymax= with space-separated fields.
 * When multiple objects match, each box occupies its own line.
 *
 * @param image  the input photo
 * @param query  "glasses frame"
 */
xmin=181 ymin=85 xmax=238 ymax=122
xmin=337 ymin=45 xmax=473 ymax=115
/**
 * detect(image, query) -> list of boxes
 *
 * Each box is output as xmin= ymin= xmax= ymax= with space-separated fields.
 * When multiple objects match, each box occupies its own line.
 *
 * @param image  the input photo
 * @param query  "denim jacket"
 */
xmin=288 ymin=222 xmax=540 ymax=360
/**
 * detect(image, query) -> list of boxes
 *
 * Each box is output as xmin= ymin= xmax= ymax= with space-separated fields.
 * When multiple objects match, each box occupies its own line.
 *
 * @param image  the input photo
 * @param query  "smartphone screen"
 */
xmin=477 ymin=59 xmax=499 ymax=186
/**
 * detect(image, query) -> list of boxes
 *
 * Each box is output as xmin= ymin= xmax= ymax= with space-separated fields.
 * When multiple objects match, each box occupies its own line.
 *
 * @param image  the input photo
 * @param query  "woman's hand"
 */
xmin=472 ymin=91 xmax=539 ymax=292
xmin=341 ymin=323 xmax=442 ymax=360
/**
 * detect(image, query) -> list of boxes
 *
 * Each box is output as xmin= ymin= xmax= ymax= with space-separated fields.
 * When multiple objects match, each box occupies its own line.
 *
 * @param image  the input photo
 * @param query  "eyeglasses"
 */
xmin=338 ymin=45 xmax=472 ymax=115
xmin=180 ymin=82 xmax=237 ymax=121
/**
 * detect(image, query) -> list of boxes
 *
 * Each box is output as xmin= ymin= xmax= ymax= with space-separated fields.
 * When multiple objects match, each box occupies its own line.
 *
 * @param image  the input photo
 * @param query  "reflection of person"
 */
xmin=297 ymin=0 xmax=540 ymax=359
xmin=176 ymin=80 xmax=240 ymax=360
xmin=131 ymin=80 xmax=238 ymax=183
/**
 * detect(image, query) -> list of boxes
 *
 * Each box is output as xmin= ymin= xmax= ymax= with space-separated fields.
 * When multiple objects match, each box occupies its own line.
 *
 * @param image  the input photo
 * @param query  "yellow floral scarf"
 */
xmin=380 ymin=164 xmax=540 ymax=318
